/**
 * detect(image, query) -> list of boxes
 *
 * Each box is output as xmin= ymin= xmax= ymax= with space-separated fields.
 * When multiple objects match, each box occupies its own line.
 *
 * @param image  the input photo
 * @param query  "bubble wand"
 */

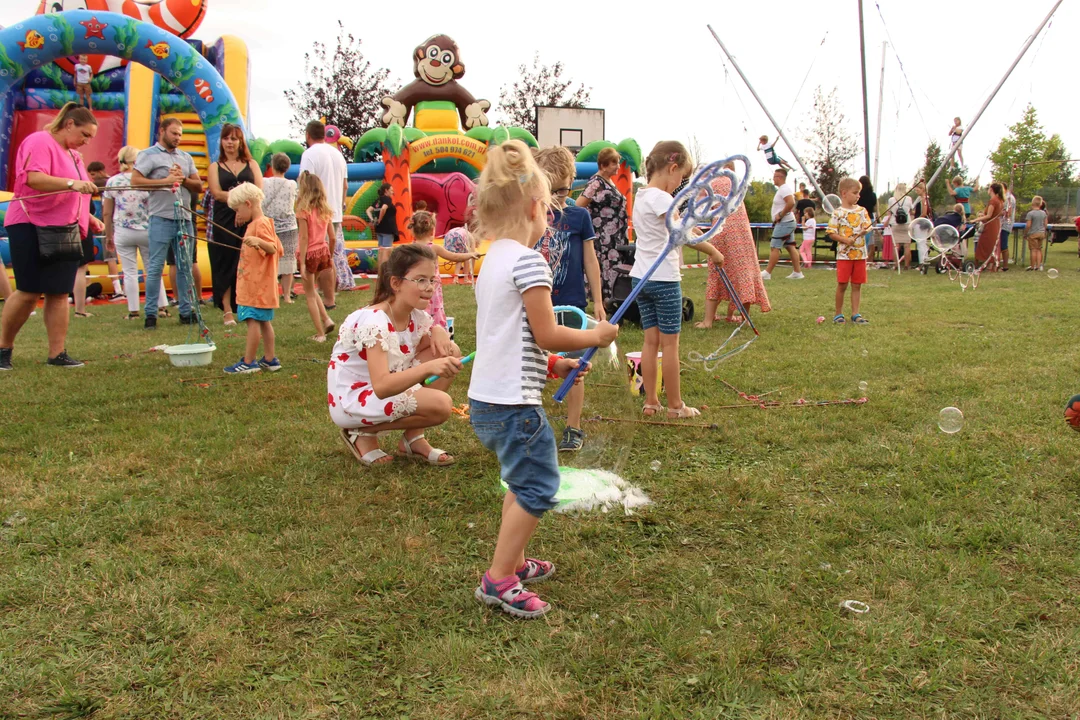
xmin=552 ymin=157 xmax=751 ymax=402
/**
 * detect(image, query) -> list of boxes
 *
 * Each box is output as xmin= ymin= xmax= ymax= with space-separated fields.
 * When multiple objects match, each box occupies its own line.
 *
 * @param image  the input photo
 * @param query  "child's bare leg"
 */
xmin=302 ymin=271 xmax=326 ymax=337
xmin=566 ymin=380 xmax=584 ymax=429
xmin=641 ymin=327 xmax=661 ymax=411
xmin=850 ymin=284 xmax=862 ymax=316
xmin=835 ymin=282 xmax=848 ymax=316
xmin=261 ymin=321 xmax=276 ymax=359
xmin=489 ymin=502 xmax=540 ymax=580
xmin=465 ymin=258 xmax=474 ymax=281
xmin=244 ymin=319 xmax=260 ymax=363
xmin=695 ymin=297 xmax=720 ymax=328
xmin=659 ymin=332 xmax=683 ymax=410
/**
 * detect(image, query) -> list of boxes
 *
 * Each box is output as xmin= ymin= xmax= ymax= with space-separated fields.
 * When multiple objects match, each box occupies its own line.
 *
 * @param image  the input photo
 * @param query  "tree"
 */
xmin=284 ymin=21 xmax=393 ymax=142
xmin=743 ymin=181 xmax=776 ymax=223
xmin=497 ymin=54 xmax=591 ymax=137
xmin=989 ymin=104 xmax=1074 ymax=197
xmin=802 ymin=87 xmax=860 ymax=195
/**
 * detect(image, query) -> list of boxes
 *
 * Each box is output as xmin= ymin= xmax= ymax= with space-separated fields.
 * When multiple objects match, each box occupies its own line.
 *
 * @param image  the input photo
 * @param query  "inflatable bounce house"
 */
xmin=0 ymin=0 xmax=248 ymax=291
xmin=0 ymin=15 xmax=642 ymax=287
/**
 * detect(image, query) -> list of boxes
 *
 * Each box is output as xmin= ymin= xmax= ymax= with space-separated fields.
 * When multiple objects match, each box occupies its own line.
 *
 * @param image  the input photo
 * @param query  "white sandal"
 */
xmin=340 ymin=428 xmax=392 ymax=466
xmin=399 ymin=433 xmax=454 ymax=466
xmin=667 ymin=404 xmax=701 ymax=419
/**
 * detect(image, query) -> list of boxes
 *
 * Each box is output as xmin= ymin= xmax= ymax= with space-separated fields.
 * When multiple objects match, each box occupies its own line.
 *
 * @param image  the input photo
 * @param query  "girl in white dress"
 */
xmin=327 ymin=244 xmax=464 ymax=466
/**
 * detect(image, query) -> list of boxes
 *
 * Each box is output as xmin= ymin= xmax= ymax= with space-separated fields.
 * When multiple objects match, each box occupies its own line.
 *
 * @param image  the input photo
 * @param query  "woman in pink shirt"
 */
xmin=1 ymin=103 xmax=103 ymax=370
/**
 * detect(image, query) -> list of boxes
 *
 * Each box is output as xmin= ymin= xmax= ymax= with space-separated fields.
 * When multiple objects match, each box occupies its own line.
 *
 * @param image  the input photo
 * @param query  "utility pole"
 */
xmin=872 ymin=42 xmax=886 ymax=190
xmin=858 ymin=0 xmax=872 ymax=177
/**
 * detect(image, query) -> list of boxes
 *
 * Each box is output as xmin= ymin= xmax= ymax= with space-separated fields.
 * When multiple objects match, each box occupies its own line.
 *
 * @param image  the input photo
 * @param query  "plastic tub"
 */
xmin=164 ymin=343 xmax=216 ymax=368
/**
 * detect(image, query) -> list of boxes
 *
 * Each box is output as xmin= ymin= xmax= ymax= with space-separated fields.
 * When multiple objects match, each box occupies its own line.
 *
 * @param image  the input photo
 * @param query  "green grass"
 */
xmin=3 ymin=249 xmax=1080 ymax=719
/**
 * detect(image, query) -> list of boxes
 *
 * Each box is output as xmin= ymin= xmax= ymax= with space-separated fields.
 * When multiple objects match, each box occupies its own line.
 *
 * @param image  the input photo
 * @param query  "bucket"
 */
xmin=625 ymin=351 xmax=663 ymax=397
xmin=446 ymin=316 xmax=455 ymax=342
xmin=164 ymin=343 xmax=216 ymax=367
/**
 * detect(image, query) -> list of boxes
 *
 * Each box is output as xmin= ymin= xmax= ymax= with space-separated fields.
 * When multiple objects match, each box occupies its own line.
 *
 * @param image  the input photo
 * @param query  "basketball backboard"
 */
xmin=535 ymin=106 xmax=605 ymax=152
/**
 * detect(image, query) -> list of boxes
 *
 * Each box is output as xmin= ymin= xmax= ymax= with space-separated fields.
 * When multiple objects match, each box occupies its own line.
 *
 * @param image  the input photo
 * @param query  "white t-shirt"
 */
xmin=802 ymin=218 xmax=816 ymax=243
xmin=771 ymin=183 xmax=795 ymax=223
xmin=630 ymin=186 xmax=681 ymax=282
xmin=888 ymin=197 xmax=913 ymax=228
xmin=299 ymin=142 xmax=347 ymax=223
xmin=468 ymin=239 xmax=553 ymax=406
xmin=75 ymin=64 xmax=91 ymax=84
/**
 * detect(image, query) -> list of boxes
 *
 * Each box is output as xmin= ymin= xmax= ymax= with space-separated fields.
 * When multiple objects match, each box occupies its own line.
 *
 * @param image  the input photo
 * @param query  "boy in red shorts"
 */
xmin=827 ymin=177 xmax=873 ymax=324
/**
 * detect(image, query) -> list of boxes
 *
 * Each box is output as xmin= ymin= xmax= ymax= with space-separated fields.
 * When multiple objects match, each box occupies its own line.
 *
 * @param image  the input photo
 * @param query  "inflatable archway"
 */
xmin=0 ymin=9 xmax=246 ymax=188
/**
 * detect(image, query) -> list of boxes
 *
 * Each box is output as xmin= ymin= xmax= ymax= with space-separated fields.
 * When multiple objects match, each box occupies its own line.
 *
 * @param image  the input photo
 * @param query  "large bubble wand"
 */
xmin=553 ymin=157 xmax=751 ymax=402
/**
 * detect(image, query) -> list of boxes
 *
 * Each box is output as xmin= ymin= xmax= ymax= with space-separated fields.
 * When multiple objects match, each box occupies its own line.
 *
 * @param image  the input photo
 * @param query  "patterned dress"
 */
xmin=706 ymin=176 xmax=771 ymax=314
xmin=327 ymin=307 xmax=434 ymax=429
xmin=580 ymin=174 xmax=628 ymax=301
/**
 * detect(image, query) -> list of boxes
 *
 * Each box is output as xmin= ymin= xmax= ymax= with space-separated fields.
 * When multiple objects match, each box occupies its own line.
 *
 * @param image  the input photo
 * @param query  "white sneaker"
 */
xmin=760 ymin=270 xmax=772 ymax=280
xmin=787 ymin=272 xmax=805 ymax=279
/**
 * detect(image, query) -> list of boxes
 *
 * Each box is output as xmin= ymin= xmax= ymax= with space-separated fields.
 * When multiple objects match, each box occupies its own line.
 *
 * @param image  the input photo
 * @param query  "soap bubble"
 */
xmin=1047 ymin=268 xmax=1059 ymax=279
xmin=823 ymin=194 xmax=841 ymax=213
xmin=931 ymin=225 xmax=960 ymax=252
xmin=858 ymin=381 xmax=868 ymax=393
xmin=910 ymin=217 xmax=934 ymax=241
xmin=938 ymin=407 xmax=964 ymax=434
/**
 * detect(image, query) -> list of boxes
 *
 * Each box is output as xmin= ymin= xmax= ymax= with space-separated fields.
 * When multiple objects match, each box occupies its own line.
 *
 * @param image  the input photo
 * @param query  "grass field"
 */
xmin=3 ymin=247 xmax=1080 ymax=719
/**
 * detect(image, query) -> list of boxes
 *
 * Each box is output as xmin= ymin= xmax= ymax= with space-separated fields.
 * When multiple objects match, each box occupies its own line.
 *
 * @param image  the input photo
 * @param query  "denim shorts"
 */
xmin=999 ymin=229 xmax=1009 ymax=250
xmin=631 ymin=277 xmax=682 ymax=334
xmin=238 ymin=305 xmax=274 ymax=322
xmin=470 ymin=400 xmax=560 ymax=518
xmin=376 ymin=233 xmax=395 ymax=249
xmin=770 ymin=219 xmax=798 ymax=248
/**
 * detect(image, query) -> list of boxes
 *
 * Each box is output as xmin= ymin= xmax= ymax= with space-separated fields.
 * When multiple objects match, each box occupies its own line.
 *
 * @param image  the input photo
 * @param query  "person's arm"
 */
xmin=342 ymin=178 xmax=349 ymax=214
xmin=297 ymin=216 xmax=309 ymax=258
xmin=777 ymin=194 xmax=795 ymax=221
xmin=376 ymin=206 xmax=388 ymax=224
xmin=690 ymin=239 xmax=723 ymax=265
xmin=250 ymin=160 xmax=264 ymax=190
xmin=576 ymin=194 xmax=592 ymax=209
xmin=365 ymin=339 xmax=461 ymax=398
xmin=131 ymin=164 xmax=183 ymax=190
xmin=25 ymin=169 xmax=98 ymax=195
xmin=182 ymin=169 xmax=202 ymax=194
xmin=208 ymin=164 xmax=230 ymax=202
xmin=583 ymin=238 xmax=605 ymax=321
xmin=102 ymin=196 xmax=116 ymax=251
xmin=325 ymin=221 xmax=336 ymax=253
xmin=522 ymin=285 xmax=617 ymax=353
xmin=433 ymin=244 xmax=477 ymax=262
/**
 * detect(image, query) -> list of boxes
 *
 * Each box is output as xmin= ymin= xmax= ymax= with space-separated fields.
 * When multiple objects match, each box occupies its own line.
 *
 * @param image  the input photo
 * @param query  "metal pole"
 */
xmin=872 ymin=42 xmax=886 ymax=189
xmin=706 ymin=25 xmax=836 ymax=210
xmin=1010 ymin=164 xmax=1023 ymax=265
xmin=926 ymin=0 xmax=1064 ymax=193
xmin=858 ymin=0 xmax=872 ymax=177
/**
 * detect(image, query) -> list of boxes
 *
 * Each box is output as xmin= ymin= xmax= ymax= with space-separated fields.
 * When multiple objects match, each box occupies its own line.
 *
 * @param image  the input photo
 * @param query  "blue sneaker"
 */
xmin=258 ymin=357 xmax=282 ymax=372
xmin=224 ymin=358 xmax=261 ymax=374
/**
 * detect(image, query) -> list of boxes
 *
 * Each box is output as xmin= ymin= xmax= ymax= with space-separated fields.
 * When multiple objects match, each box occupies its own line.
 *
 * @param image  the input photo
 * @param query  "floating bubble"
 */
xmin=910 ymin=217 xmax=934 ymax=241
xmin=1047 ymin=268 xmax=1059 ymax=279
xmin=858 ymin=381 xmax=868 ymax=393
xmin=649 ymin=460 xmax=662 ymax=473
xmin=931 ymin=225 xmax=959 ymax=252
xmin=823 ymin=194 xmax=841 ymax=213
xmin=938 ymin=407 xmax=964 ymax=434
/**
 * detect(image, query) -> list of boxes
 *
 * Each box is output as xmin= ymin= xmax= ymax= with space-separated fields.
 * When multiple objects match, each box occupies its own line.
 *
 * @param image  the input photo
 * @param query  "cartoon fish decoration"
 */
xmin=193 ymin=78 xmax=214 ymax=103
xmin=17 ymin=29 xmax=45 ymax=51
xmin=145 ymin=40 xmax=171 ymax=60
xmin=37 ymin=0 xmax=207 ymax=74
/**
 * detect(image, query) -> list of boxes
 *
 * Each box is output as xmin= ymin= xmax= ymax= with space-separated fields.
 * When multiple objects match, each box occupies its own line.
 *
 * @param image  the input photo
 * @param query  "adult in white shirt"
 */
xmin=760 ymin=168 xmax=803 ymax=280
xmin=1000 ymin=182 xmax=1016 ymax=271
xmin=299 ymin=120 xmax=353 ymax=306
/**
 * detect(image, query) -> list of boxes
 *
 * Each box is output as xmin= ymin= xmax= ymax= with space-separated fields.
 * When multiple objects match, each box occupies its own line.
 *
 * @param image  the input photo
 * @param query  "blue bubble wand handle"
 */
xmin=552 ymin=157 xmax=751 ymax=402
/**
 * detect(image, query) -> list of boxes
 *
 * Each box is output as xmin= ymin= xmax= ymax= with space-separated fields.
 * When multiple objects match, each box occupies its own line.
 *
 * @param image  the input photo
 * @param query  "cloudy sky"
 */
xmin=2 ymin=0 xmax=1073 ymax=189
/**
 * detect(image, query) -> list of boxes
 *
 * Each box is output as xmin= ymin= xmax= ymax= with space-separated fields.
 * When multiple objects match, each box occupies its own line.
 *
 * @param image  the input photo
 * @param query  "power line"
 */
xmin=874 ymin=1 xmax=932 ymax=139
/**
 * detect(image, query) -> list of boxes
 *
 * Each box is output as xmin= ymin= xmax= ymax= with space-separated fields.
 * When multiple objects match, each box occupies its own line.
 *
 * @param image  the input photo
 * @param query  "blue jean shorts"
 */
xmin=376 ymin=233 xmax=395 ymax=249
xmin=999 ymin=229 xmax=1009 ymax=250
xmin=770 ymin=219 xmax=798 ymax=248
xmin=238 ymin=305 xmax=274 ymax=322
xmin=470 ymin=400 xmax=560 ymax=518
xmin=631 ymin=277 xmax=682 ymax=334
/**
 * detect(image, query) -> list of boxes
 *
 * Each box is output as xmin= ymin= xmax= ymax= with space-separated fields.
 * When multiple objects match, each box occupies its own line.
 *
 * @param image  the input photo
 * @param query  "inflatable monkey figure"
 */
xmin=381 ymin=34 xmax=491 ymax=131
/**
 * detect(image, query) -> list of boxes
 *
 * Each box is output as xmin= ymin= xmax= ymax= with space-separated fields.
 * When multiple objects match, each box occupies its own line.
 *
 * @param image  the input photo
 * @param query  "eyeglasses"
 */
xmin=552 ymin=187 xmax=570 ymax=197
xmin=401 ymin=276 xmax=437 ymax=290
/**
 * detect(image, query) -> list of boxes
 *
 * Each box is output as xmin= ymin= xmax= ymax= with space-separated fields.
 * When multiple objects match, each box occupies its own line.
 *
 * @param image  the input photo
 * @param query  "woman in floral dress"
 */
xmin=576 ymin=147 xmax=628 ymax=303
xmin=696 ymin=169 xmax=771 ymax=327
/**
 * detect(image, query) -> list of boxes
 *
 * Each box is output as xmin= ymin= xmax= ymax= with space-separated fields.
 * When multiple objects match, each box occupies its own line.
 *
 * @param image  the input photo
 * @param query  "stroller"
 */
xmin=605 ymin=243 xmax=694 ymax=326
xmin=920 ymin=222 xmax=978 ymax=275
